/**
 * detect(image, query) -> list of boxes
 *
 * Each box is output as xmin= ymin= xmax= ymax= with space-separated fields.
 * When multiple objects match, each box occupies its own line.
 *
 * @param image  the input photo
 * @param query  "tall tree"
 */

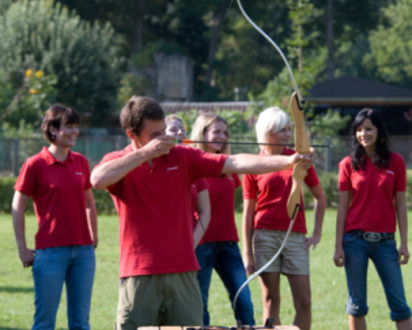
xmin=366 ymin=0 xmax=412 ymax=88
xmin=326 ymin=0 xmax=335 ymax=79
xmin=204 ymin=0 xmax=232 ymax=88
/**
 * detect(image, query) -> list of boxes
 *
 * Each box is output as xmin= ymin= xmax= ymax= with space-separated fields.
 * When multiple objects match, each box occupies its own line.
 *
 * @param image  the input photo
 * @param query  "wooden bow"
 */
xmin=235 ymin=0 xmax=308 ymax=222
xmin=286 ymin=92 xmax=310 ymax=220
xmin=232 ymin=0 xmax=311 ymax=315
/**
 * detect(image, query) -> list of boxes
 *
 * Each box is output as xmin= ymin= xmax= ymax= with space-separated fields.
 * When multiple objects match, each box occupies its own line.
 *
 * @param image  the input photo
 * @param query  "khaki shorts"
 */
xmin=115 ymin=271 xmax=202 ymax=329
xmin=253 ymin=229 xmax=309 ymax=275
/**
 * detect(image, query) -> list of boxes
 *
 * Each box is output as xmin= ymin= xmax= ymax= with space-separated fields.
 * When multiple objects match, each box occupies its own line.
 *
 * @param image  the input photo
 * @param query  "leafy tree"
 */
xmin=311 ymin=0 xmax=392 ymax=79
xmin=252 ymin=0 xmax=325 ymax=109
xmin=0 ymin=0 xmax=123 ymax=126
xmin=5 ymin=69 xmax=58 ymax=128
xmin=365 ymin=0 xmax=412 ymax=88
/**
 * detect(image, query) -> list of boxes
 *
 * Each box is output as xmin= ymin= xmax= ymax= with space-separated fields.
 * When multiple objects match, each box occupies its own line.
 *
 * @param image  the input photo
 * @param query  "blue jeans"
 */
xmin=343 ymin=233 xmax=411 ymax=321
xmin=32 ymin=245 xmax=96 ymax=330
xmin=195 ymin=242 xmax=255 ymax=326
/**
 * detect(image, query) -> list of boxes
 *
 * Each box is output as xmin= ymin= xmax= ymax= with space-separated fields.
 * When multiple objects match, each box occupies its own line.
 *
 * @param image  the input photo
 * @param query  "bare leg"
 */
xmin=259 ymin=272 xmax=281 ymax=325
xmin=396 ymin=318 xmax=412 ymax=330
xmin=349 ymin=315 xmax=366 ymax=330
xmin=287 ymin=274 xmax=311 ymax=330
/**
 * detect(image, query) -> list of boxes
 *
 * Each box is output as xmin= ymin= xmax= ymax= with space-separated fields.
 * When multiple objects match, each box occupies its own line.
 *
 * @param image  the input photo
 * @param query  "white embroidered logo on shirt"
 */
xmin=386 ymin=170 xmax=395 ymax=175
xmin=75 ymin=172 xmax=83 ymax=176
xmin=166 ymin=166 xmax=179 ymax=171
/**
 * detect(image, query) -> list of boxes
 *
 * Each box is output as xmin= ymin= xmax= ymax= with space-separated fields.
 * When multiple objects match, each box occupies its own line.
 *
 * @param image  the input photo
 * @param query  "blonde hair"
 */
xmin=255 ymin=107 xmax=291 ymax=150
xmin=165 ymin=114 xmax=183 ymax=125
xmin=190 ymin=112 xmax=230 ymax=154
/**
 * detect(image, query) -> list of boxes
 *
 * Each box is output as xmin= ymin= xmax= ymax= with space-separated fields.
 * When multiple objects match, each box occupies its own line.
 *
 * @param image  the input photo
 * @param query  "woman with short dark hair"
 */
xmin=12 ymin=103 xmax=98 ymax=330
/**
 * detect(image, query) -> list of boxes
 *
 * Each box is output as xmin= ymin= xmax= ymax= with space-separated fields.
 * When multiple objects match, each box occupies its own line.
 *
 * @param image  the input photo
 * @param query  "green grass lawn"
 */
xmin=1 ymin=210 xmax=412 ymax=329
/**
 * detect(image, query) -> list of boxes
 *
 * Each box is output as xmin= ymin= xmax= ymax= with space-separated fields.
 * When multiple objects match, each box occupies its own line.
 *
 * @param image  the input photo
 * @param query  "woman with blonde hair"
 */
xmin=190 ymin=112 xmax=255 ymax=326
xmin=242 ymin=107 xmax=325 ymax=330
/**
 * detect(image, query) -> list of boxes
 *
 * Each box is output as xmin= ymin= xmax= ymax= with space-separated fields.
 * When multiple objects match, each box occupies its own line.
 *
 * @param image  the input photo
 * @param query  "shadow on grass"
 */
xmin=0 ymin=327 xmax=28 ymax=330
xmin=0 ymin=286 xmax=33 ymax=293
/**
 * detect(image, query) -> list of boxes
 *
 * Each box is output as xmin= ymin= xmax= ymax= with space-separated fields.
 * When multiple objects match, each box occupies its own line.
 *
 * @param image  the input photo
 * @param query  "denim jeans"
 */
xmin=32 ymin=245 xmax=96 ymax=330
xmin=343 ymin=233 xmax=411 ymax=321
xmin=195 ymin=242 xmax=255 ymax=326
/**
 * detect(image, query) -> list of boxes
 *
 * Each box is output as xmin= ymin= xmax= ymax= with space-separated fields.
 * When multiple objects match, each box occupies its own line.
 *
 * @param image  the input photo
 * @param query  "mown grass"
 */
xmin=1 ymin=210 xmax=412 ymax=329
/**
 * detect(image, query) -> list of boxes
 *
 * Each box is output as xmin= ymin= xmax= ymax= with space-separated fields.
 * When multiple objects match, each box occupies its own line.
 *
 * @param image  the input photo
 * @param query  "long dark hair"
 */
xmin=350 ymin=108 xmax=390 ymax=171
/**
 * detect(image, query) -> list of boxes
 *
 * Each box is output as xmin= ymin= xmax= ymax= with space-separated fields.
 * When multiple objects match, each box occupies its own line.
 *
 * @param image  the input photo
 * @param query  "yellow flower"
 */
xmin=25 ymin=69 xmax=33 ymax=78
xmin=35 ymin=70 xmax=44 ymax=78
xmin=29 ymin=88 xmax=41 ymax=95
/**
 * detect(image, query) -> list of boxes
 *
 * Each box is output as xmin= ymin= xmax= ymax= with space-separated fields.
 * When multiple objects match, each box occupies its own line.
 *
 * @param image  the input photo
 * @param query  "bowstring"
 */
xmin=236 ymin=0 xmax=302 ymax=107
xmin=232 ymin=0 xmax=305 ymax=318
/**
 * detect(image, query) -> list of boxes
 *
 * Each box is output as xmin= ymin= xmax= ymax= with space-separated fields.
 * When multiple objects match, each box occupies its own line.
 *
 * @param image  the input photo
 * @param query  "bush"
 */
xmin=0 ymin=177 xmax=116 ymax=215
xmin=0 ymin=0 xmax=123 ymax=126
xmin=0 ymin=177 xmax=17 ymax=214
xmin=0 ymin=168 xmax=408 ymax=215
xmin=304 ymin=171 xmax=339 ymax=209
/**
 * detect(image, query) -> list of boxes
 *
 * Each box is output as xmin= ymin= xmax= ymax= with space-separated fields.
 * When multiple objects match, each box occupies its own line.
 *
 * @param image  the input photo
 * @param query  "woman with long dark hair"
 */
xmin=334 ymin=108 xmax=412 ymax=330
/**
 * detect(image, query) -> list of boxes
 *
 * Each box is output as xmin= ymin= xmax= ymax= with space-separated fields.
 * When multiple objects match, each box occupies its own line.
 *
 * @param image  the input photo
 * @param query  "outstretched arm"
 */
xmin=222 ymin=150 xmax=314 ymax=175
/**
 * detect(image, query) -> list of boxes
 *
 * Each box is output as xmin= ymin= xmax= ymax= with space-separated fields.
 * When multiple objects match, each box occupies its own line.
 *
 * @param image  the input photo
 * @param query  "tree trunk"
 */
xmin=130 ymin=0 xmax=144 ymax=54
xmin=326 ymin=0 xmax=335 ymax=79
xmin=205 ymin=2 xmax=228 ymax=87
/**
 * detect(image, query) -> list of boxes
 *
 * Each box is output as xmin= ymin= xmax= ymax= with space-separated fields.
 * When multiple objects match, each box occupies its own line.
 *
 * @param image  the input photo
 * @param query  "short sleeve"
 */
xmin=242 ymin=173 xmax=258 ymax=199
xmin=338 ymin=156 xmax=352 ymax=191
xmin=14 ymin=160 xmax=37 ymax=196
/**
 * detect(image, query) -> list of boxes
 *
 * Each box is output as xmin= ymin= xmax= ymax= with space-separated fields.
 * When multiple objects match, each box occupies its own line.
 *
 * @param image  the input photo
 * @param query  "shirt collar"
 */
xmin=41 ymin=146 xmax=73 ymax=165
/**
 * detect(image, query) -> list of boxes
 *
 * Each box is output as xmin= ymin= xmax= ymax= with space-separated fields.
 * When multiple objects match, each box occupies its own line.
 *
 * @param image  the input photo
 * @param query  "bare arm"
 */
xmin=11 ymin=191 xmax=34 ymax=268
xmin=395 ymin=191 xmax=409 ymax=265
xmin=84 ymin=188 xmax=98 ymax=248
xmin=242 ymin=198 xmax=256 ymax=275
xmin=305 ymin=184 xmax=326 ymax=250
xmin=91 ymin=136 xmax=174 ymax=190
xmin=193 ymin=189 xmax=211 ymax=247
xmin=333 ymin=190 xmax=350 ymax=267
xmin=222 ymin=150 xmax=314 ymax=175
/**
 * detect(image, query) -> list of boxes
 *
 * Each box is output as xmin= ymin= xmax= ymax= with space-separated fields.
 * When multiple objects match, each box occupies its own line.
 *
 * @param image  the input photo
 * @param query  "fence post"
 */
xmin=115 ymin=135 xmax=122 ymax=150
xmin=325 ymin=136 xmax=331 ymax=172
xmin=12 ymin=138 xmax=19 ymax=177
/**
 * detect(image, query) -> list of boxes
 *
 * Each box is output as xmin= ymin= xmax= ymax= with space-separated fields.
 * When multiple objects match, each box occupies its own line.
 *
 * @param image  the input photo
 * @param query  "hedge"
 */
xmin=0 ymin=177 xmax=116 ymax=215
xmin=2 ymin=170 xmax=412 ymax=215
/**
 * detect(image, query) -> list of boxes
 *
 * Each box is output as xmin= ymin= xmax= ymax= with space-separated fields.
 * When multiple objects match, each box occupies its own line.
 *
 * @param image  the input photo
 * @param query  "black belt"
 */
xmin=347 ymin=230 xmax=394 ymax=243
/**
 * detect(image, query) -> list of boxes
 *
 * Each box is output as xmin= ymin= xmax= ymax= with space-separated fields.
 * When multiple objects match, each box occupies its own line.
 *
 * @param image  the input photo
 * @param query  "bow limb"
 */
xmin=286 ymin=92 xmax=310 ymax=220
xmin=236 ymin=0 xmax=303 ymax=106
xmin=232 ymin=0 xmax=309 ymax=315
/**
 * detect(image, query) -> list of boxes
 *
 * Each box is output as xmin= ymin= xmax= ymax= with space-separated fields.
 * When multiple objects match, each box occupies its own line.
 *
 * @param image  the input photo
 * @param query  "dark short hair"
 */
xmin=120 ymin=96 xmax=165 ymax=136
xmin=41 ymin=103 xmax=80 ymax=143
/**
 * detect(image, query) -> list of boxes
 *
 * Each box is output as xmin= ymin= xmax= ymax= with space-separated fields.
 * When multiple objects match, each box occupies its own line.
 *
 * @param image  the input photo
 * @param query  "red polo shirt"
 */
xmin=338 ymin=152 xmax=406 ymax=233
xmin=192 ymin=178 xmax=209 ymax=223
xmin=242 ymin=148 xmax=319 ymax=234
xmin=98 ymin=145 xmax=227 ymax=277
xmin=14 ymin=147 xmax=92 ymax=249
xmin=200 ymin=174 xmax=241 ymax=243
